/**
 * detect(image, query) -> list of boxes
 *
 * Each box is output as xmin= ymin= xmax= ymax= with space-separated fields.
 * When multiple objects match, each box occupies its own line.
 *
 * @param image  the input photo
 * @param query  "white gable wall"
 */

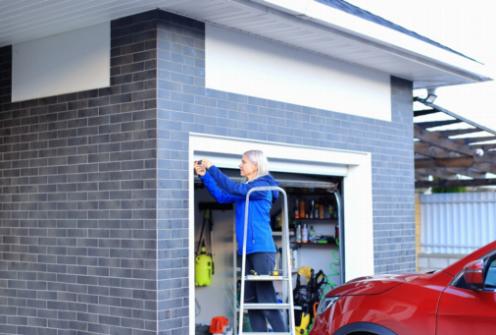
xmin=205 ymin=24 xmax=392 ymax=121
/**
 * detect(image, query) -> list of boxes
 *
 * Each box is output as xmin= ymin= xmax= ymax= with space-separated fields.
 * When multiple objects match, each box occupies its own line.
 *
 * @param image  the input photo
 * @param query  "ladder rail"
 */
xmin=238 ymin=186 xmax=295 ymax=335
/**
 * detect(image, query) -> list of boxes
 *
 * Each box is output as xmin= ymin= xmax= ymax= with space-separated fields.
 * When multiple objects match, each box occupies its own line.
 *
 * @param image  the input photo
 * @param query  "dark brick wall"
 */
xmin=0 ymin=11 xmax=159 ymax=335
xmin=1 ymin=8 xmax=415 ymax=335
xmin=155 ymin=12 xmax=205 ymax=335
xmin=155 ymin=11 xmax=414 ymax=334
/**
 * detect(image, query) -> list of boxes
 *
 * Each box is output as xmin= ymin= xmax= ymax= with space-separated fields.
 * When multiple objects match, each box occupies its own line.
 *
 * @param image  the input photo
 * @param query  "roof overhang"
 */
xmin=0 ymin=0 xmax=491 ymax=89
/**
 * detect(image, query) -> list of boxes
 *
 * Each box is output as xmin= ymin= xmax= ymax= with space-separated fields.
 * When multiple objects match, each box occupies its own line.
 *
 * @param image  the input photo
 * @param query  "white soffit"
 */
xmin=0 ymin=0 xmax=491 ymax=89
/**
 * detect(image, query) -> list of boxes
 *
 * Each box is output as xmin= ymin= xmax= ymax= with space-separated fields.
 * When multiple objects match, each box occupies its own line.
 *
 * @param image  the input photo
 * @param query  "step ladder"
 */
xmin=238 ymin=186 xmax=295 ymax=335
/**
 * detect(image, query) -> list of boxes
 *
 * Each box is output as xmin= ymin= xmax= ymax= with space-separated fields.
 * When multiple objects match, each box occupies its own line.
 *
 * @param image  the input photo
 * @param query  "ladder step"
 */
xmin=244 ymin=275 xmax=289 ymax=281
xmin=236 ymin=307 xmax=299 ymax=313
xmin=243 ymin=303 xmax=290 ymax=310
xmin=237 ymin=267 xmax=285 ymax=274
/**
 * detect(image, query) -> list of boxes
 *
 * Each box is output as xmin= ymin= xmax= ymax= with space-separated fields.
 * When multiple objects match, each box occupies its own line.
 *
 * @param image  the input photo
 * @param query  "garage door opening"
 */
xmin=188 ymin=133 xmax=374 ymax=334
xmin=193 ymin=169 xmax=344 ymax=333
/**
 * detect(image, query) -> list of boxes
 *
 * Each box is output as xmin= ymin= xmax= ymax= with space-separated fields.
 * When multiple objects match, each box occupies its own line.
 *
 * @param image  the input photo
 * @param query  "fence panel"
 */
xmin=420 ymin=192 xmax=496 ymax=255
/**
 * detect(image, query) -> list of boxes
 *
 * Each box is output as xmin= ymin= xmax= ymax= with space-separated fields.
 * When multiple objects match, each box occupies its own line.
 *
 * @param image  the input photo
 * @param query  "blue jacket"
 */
xmin=200 ymin=165 xmax=279 ymax=255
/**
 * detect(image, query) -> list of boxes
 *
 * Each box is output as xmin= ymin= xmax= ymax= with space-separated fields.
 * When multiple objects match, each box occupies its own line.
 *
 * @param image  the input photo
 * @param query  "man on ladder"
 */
xmin=194 ymin=150 xmax=295 ymax=334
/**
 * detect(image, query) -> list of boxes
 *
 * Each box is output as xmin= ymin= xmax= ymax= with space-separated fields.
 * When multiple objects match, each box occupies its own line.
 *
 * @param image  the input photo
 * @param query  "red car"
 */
xmin=310 ymin=240 xmax=496 ymax=335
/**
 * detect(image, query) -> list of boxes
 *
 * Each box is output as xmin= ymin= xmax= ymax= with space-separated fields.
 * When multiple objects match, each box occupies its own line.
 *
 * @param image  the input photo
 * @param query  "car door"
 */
xmin=436 ymin=256 xmax=496 ymax=335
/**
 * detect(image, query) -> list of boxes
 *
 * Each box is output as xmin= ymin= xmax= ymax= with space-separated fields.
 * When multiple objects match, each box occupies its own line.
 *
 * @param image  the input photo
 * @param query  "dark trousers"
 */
xmin=242 ymin=253 xmax=286 ymax=332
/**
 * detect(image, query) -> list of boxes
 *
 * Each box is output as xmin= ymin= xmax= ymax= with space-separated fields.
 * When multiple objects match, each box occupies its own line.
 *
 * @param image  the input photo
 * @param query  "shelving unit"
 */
xmin=284 ymin=191 xmax=342 ymax=289
xmin=294 ymin=240 xmax=336 ymax=247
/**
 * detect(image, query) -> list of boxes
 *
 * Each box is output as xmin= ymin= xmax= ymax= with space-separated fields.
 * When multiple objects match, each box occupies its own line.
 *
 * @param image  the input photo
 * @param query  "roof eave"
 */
xmin=0 ymin=0 xmax=491 ymax=89
xmin=248 ymin=0 xmax=492 ymax=88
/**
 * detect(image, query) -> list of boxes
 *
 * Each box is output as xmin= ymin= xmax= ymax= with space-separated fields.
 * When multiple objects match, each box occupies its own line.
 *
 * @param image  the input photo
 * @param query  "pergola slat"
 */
xmin=414 ymin=109 xmax=439 ymax=117
xmin=437 ymin=128 xmax=481 ymax=137
xmin=415 ymin=119 xmax=462 ymax=128
xmin=416 ymin=178 xmax=496 ymax=188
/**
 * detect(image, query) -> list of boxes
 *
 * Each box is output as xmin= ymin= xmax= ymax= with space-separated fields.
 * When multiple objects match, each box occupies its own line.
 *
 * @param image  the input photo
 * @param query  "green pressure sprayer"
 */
xmin=195 ymin=209 xmax=214 ymax=287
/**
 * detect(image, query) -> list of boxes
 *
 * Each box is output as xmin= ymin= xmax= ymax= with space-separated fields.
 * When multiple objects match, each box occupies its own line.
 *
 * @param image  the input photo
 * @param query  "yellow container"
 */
xmin=195 ymin=247 xmax=213 ymax=287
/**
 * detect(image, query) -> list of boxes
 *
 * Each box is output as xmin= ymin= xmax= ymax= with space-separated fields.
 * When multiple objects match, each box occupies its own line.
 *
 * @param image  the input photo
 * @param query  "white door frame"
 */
xmin=188 ymin=133 xmax=373 ymax=333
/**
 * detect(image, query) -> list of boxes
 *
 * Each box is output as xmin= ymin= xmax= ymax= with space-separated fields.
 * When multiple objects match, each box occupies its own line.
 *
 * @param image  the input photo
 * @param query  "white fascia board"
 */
xmin=252 ymin=0 xmax=492 ymax=83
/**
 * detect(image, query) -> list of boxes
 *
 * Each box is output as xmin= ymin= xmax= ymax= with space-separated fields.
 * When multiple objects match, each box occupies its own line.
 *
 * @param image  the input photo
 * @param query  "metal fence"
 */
xmin=420 ymin=192 xmax=496 ymax=255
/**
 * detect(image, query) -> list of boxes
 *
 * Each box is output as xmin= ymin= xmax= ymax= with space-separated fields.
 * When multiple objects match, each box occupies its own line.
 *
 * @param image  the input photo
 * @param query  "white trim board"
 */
xmin=188 ymin=133 xmax=374 ymax=333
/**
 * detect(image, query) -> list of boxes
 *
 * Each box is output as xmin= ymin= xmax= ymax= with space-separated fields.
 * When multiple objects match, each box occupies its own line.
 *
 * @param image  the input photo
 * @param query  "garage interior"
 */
xmin=193 ymin=169 xmax=344 ymax=333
